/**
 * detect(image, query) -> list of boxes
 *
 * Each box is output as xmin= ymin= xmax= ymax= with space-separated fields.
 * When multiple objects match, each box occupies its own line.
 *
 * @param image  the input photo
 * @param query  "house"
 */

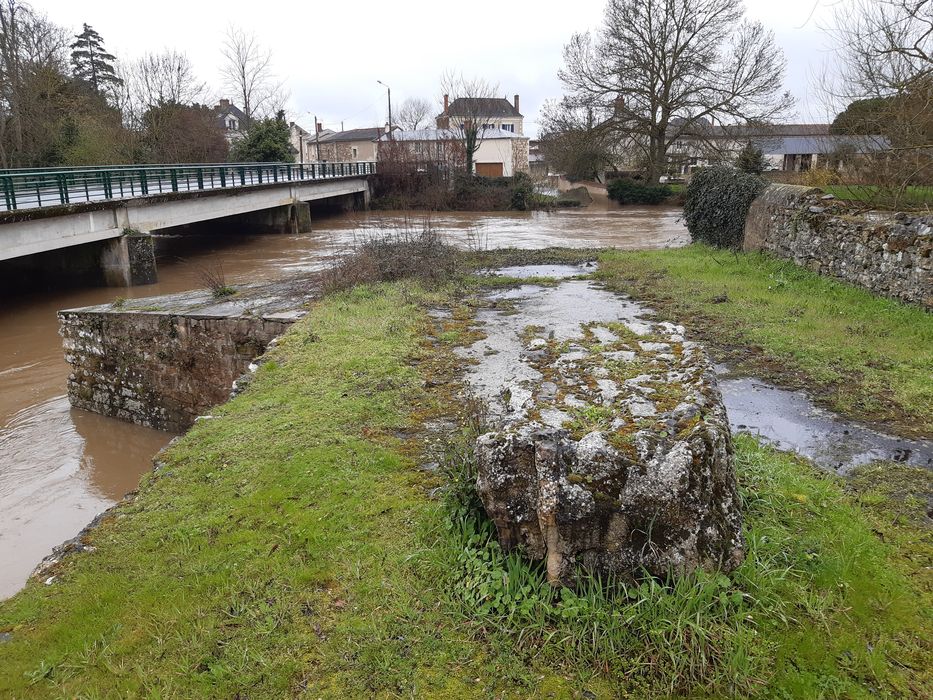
xmin=436 ymin=94 xmax=524 ymax=135
xmin=313 ymin=127 xmax=389 ymax=163
xmin=213 ymin=99 xmax=247 ymax=144
xmin=667 ymin=123 xmax=890 ymax=174
xmin=289 ymin=122 xmax=331 ymax=164
xmin=378 ymin=128 xmax=530 ymax=177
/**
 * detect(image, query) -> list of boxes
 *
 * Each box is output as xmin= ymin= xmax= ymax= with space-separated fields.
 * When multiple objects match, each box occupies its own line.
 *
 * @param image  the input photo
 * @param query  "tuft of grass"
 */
xmin=438 ymin=432 xmax=932 ymax=697
xmin=596 ymin=245 xmax=933 ymax=437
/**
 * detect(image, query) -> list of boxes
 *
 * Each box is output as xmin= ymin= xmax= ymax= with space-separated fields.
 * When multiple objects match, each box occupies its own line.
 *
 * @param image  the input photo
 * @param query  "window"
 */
xmin=351 ymin=146 xmax=358 ymax=159
xmin=501 ymin=123 xmax=514 ymax=133
xmin=226 ymin=118 xmax=238 ymax=130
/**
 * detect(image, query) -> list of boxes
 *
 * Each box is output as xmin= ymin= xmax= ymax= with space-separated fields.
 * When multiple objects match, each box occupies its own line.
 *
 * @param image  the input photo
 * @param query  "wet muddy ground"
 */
xmin=458 ymin=265 xmax=933 ymax=474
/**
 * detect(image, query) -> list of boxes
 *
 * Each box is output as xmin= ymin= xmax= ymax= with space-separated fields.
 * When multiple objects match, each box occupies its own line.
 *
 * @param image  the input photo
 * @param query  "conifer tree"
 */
xmin=70 ymin=23 xmax=122 ymax=95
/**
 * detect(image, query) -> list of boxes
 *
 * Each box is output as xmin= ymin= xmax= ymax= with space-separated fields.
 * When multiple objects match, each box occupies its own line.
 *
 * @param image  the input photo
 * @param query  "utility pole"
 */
xmin=377 ymin=80 xmax=392 ymax=140
xmin=312 ymin=113 xmax=321 ymax=162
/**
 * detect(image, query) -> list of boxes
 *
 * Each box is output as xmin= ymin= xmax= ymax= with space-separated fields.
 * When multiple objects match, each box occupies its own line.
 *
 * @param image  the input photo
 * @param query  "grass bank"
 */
xmin=0 ymin=276 xmax=930 ymax=697
xmin=821 ymin=184 xmax=932 ymax=210
xmin=596 ymin=244 xmax=933 ymax=437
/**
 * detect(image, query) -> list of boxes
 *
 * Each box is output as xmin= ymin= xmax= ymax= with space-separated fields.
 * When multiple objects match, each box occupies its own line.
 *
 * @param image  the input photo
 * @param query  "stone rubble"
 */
xmin=474 ymin=313 xmax=745 ymax=585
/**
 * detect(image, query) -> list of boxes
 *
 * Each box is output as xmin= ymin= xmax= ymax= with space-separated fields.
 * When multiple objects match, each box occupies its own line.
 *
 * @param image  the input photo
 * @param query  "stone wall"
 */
xmin=744 ymin=184 xmax=932 ymax=308
xmin=60 ymin=308 xmax=294 ymax=432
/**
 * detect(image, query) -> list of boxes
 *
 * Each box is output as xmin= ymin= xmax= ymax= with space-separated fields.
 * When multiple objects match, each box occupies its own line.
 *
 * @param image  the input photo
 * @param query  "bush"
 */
xmin=322 ymin=223 xmax=459 ymax=292
xmin=607 ymin=178 xmax=672 ymax=205
xmin=683 ymin=166 xmax=766 ymax=248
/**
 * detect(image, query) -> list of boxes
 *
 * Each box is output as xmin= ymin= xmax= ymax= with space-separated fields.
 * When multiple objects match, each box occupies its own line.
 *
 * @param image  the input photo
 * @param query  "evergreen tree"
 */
xmin=734 ymin=142 xmax=768 ymax=175
xmin=229 ymin=111 xmax=295 ymax=162
xmin=70 ymin=23 xmax=122 ymax=95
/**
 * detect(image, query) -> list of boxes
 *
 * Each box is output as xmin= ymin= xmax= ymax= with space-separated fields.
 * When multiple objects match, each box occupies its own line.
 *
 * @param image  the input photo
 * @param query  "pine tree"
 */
xmin=734 ymin=142 xmax=768 ymax=175
xmin=70 ymin=24 xmax=122 ymax=95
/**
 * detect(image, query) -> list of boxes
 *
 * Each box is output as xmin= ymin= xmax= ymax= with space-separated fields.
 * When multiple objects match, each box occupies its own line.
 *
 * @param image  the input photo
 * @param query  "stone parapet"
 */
xmin=744 ymin=185 xmax=932 ymax=308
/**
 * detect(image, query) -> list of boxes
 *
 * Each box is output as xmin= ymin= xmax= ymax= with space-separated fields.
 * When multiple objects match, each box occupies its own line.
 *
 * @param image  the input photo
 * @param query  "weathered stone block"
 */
xmin=474 ymin=320 xmax=744 ymax=585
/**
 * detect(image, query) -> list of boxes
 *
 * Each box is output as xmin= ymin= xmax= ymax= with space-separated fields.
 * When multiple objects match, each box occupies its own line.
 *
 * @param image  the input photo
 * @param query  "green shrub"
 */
xmin=683 ymin=166 xmax=766 ymax=248
xmin=607 ymin=178 xmax=672 ymax=205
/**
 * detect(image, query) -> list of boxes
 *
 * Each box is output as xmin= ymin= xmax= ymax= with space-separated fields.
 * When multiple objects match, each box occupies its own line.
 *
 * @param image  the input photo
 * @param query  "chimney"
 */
xmin=514 ymin=94 xmax=520 ymax=113
xmin=443 ymin=94 xmax=449 ymax=112
xmin=316 ymin=122 xmax=323 ymax=134
xmin=219 ymin=98 xmax=230 ymax=109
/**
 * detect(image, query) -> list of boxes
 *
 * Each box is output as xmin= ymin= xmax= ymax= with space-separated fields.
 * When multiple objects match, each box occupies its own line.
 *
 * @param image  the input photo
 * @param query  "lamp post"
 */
xmin=377 ymin=80 xmax=392 ymax=140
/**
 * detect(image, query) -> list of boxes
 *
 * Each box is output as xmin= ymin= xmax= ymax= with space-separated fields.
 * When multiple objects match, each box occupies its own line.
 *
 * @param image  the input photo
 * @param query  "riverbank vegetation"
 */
xmin=1 ymin=258 xmax=930 ymax=697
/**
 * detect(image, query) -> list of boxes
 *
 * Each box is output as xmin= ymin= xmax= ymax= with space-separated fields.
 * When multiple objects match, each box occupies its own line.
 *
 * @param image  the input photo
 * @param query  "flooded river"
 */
xmin=0 ymin=206 xmax=687 ymax=598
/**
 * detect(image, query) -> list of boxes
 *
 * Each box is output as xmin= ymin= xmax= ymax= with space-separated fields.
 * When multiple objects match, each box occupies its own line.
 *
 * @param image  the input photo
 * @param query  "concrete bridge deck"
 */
xmin=0 ymin=162 xmax=374 ymax=285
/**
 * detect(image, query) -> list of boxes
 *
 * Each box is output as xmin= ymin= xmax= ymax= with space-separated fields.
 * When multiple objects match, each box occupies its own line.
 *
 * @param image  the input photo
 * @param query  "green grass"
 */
xmin=596 ymin=245 xmax=933 ymax=437
xmin=0 ymin=279 xmax=930 ymax=697
xmin=822 ymin=184 xmax=932 ymax=210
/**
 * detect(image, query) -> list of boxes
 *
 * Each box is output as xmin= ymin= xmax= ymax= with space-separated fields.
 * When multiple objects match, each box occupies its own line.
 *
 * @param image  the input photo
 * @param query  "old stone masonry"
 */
xmin=467 ymin=275 xmax=745 ymax=586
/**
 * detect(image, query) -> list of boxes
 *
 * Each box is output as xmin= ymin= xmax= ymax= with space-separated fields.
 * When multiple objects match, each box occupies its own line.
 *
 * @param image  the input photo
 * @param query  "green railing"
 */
xmin=0 ymin=161 xmax=376 ymax=212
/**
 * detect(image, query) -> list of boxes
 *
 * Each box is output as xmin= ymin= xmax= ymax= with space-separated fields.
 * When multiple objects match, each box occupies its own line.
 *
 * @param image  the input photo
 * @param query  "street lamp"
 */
xmin=377 ymin=80 xmax=392 ymax=139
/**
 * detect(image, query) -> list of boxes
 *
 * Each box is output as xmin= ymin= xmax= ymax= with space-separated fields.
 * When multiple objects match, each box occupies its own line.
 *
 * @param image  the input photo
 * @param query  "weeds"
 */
xmin=436 ymin=420 xmax=930 ymax=696
xmin=322 ymin=221 xmax=460 ymax=293
xmin=197 ymin=262 xmax=236 ymax=299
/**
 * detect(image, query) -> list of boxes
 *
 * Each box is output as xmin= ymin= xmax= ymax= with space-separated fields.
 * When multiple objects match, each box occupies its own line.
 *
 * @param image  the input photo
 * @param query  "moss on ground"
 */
xmin=596 ymin=245 xmax=933 ymax=438
xmin=0 ymin=278 xmax=930 ymax=698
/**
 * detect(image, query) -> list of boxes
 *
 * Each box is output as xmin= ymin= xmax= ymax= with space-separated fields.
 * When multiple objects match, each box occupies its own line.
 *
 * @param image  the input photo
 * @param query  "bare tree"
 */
xmin=220 ymin=26 xmax=284 ymax=127
xmin=820 ymin=0 xmax=932 ymax=205
xmin=539 ymin=97 xmax=625 ymax=180
xmin=0 ymin=0 xmax=69 ymax=166
xmin=439 ymin=71 xmax=500 ymax=175
xmin=558 ymin=0 xmax=793 ymax=183
xmin=121 ymin=50 xmax=206 ymax=128
xmin=396 ymin=96 xmax=432 ymax=130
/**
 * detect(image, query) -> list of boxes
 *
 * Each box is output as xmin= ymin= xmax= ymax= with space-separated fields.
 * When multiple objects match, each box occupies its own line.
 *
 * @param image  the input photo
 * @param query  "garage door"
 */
xmin=475 ymin=162 xmax=504 ymax=177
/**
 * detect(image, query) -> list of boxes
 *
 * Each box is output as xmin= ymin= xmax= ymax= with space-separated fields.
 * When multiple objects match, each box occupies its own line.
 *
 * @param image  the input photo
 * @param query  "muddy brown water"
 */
xmin=0 ymin=207 xmax=688 ymax=599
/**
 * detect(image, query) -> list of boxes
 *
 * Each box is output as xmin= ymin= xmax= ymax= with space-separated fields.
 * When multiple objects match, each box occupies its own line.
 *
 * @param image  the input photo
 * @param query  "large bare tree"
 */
xmin=439 ymin=71 xmax=500 ymax=175
xmin=0 ymin=0 xmax=69 ymax=166
xmin=220 ymin=26 xmax=284 ymax=127
xmin=120 ymin=50 xmax=206 ymax=127
xmin=396 ymin=96 xmax=432 ymax=131
xmin=822 ymin=0 xmax=932 ymax=204
xmin=558 ymin=0 xmax=793 ymax=182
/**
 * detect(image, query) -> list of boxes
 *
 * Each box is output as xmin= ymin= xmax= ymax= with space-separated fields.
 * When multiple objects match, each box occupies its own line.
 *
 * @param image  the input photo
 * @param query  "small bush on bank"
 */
xmin=607 ymin=178 xmax=672 ymax=205
xmin=683 ymin=166 xmax=766 ymax=248
xmin=322 ymin=224 xmax=459 ymax=292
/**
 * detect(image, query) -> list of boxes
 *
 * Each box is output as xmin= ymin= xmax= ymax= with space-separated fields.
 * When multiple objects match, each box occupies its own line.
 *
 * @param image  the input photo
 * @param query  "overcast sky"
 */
xmin=38 ymin=0 xmax=845 ymax=136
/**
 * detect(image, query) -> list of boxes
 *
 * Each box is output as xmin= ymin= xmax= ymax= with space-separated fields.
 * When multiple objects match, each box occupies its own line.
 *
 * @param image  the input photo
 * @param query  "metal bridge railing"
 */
xmin=0 ymin=161 xmax=377 ymax=212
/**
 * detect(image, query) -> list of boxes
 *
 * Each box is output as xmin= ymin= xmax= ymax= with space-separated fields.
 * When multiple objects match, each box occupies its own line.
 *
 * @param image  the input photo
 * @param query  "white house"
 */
xmin=436 ymin=95 xmax=524 ymax=136
xmin=378 ymin=128 xmax=530 ymax=177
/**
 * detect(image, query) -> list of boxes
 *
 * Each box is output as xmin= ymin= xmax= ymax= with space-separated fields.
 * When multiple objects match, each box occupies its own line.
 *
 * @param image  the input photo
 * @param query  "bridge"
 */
xmin=0 ymin=162 xmax=375 ymax=285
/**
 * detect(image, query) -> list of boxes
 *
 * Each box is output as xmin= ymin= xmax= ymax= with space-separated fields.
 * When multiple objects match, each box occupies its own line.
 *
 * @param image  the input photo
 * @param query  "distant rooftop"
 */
xmin=379 ymin=127 xmax=527 ymax=142
xmin=317 ymin=127 xmax=388 ymax=143
xmin=440 ymin=97 xmax=523 ymax=119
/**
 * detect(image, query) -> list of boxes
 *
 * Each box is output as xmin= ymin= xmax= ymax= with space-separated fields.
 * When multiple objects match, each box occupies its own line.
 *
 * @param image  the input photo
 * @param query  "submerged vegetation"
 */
xmin=1 ymin=259 xmax=930 ymax=697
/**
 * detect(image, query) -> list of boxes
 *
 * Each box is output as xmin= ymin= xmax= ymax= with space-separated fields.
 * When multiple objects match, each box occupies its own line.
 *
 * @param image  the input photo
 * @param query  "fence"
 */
xmin=0 ymin=161 xmax=376 ymax=211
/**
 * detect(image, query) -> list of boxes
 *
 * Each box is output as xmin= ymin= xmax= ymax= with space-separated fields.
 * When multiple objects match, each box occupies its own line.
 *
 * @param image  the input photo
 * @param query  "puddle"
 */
xmin=718 ymin=375 xmax=933 ymax=474
xmin=456 ymin=265 xmax=932 ymax=475
xmin=492 ymin=263 xmax=594 ymax=280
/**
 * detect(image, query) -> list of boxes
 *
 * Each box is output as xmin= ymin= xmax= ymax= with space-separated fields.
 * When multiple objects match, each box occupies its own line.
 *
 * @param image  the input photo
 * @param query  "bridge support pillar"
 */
xmin=100 ymin=231 xmax=157 ymax=287
xmin=294 ymin=201 xmax=312 ymax=233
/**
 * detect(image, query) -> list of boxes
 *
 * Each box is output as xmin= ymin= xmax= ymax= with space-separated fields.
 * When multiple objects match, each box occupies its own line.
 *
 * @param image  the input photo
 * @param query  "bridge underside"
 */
xmin=0 ymin=177 xmax=370 ymax=287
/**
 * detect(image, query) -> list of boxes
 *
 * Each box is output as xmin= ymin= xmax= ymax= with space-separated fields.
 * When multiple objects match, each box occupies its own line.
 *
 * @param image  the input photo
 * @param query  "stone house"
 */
xmin=313 ymin=127 xmax=389 ymax=162
xmin=378 ymin=128 xmax=530 ymax=177
xmin=213 ymin=99 xmax=247 ymax=146
xmin=665 ymin=123 xmax=890 ymax=175
xmin=436 ymin=94 xmax=524 ymax=135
